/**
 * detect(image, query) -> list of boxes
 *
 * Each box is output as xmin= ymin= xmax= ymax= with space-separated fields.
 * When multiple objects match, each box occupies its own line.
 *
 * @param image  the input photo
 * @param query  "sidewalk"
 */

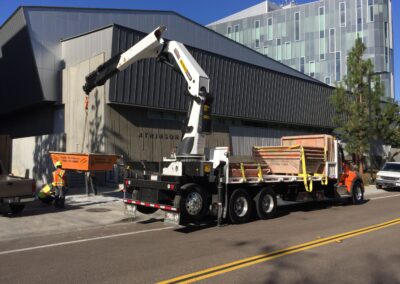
xmin=0 ymin=186 xmax=129 ymax=242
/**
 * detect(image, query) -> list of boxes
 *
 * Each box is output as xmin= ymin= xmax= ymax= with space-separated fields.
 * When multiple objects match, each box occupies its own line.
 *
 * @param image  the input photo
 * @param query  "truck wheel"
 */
xmin=254 ymin=187 xmax=277 ymax=220
xmin=352 ymin=181 xmax=364 ymax=205
xmin=180 ymin=184 xmax=208 ymax=222
xmin=376 ymin=184 xmax=382 ymax=190
xmin=10 ymin=204 xmax=25 ymax=214
xmin=228 ymin=188 xmax=253 ymax=224
xmin=136 ymin=205 xmax=158 ymax=214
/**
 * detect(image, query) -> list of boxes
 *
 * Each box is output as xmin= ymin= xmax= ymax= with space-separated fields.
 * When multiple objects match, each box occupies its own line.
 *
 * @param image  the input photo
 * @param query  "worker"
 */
xmin=52 ymin=161 xmax=68 ymax=208
xmin=37 ymin=184 xmax=54 ymax=205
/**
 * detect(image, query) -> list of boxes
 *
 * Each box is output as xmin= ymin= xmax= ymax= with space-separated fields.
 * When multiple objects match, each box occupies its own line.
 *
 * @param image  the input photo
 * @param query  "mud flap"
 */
xmin=125 ymin=204 xmax=137 ymax=218
xmin=164 ymin=211 xmax=181 ymax=226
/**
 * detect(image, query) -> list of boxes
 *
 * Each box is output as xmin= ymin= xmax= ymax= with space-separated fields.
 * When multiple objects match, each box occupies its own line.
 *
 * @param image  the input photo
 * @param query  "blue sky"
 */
xmin=0 ymin=0 xmax=398 ymax=100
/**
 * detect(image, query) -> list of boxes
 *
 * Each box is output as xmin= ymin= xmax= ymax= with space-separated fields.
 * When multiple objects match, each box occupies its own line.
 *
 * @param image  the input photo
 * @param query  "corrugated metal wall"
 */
xmin=229 ymin=126 xmax=312 ymax=156
xmin=109 ymin=25 xmax=335 ymax=129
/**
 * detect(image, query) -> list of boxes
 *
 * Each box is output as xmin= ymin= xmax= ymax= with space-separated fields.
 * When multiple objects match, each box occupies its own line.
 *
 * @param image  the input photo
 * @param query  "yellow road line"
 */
xmin=158 ymin=218 xmax=400 ymax=284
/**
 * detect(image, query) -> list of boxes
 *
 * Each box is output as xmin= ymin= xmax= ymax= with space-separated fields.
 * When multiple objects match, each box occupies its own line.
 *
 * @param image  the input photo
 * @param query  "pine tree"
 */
xmin=331 ymin=37 xmax=400 ymax=173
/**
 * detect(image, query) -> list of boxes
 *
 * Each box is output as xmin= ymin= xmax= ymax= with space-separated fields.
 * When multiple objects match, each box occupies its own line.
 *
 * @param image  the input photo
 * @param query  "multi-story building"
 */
xmin=208 ymin=0 xmax=394 ymax=98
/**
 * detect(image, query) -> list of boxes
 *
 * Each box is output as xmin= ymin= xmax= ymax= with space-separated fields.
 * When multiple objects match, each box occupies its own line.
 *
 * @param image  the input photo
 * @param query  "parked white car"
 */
xmin=376 ymin=162 xmax=400 ymax=189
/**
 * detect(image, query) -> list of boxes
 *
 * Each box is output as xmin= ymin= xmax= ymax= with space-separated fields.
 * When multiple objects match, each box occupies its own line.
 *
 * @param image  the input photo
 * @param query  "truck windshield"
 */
xmin=382 ymin=163 xmax=400 ymax=172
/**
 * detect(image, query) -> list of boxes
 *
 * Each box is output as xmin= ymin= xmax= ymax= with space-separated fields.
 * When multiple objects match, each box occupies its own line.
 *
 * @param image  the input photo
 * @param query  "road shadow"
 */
xmin=0 ymin=202 xmax=82 ymax=218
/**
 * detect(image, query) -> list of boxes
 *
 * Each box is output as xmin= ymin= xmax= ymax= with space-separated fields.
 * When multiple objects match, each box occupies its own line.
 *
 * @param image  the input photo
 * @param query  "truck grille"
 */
xmin=380 ymin=176 xmax=398 ymax=181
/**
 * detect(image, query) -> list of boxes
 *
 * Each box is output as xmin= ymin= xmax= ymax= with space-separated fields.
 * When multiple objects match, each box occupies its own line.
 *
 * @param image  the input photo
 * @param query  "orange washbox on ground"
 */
xmin=49 ymin=152 xmax=122 ymax=171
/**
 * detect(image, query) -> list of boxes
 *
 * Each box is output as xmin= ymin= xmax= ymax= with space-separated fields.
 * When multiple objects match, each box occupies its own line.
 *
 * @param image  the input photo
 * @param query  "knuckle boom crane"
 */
xmin=84 ymin=26 xmax=364 ymax=226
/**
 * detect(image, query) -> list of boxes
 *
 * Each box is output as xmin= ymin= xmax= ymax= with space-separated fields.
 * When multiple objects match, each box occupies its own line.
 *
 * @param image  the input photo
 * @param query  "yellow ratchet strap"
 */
xmin=240 ymin=163 xmax=247 ymax=182
xmin=257 ymin=164 xmax=264 ymax=182
xmin=299 ymin=146 xmax=313 ymax=193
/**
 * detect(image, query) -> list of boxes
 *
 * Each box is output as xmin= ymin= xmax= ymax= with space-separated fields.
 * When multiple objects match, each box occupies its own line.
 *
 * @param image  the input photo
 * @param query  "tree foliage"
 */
xmin=331 ymin=37 xmax=400 ymax=172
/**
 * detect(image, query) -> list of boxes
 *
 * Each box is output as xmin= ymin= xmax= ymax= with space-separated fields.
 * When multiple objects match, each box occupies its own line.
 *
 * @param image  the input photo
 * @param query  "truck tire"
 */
xmin=254 ymin=187 xmax=277 ymax=220
xmin=376 ymin=184 xmax=382 ymax=190
xmin=136 ymin=205 xmax=158 ymax=214
xmin=10 ymin=203 xmax=25 ymax=214
xmin=228 ymin=188 xmax=253 ymax=224
xmin=179 ymin=184 xmax=208 ymax=222
xmin=351 ymin=181 xmax=364 ymax=205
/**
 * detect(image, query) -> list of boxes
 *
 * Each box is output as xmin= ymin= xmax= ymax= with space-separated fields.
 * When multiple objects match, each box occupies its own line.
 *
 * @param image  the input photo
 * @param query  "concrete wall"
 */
xmin=104 ymin=105 xmax=230 ymax=162
xmin=63 ymin=53 xmax=106 ymax=153
xmin=12 ymin=134 xmax=66 ymax=184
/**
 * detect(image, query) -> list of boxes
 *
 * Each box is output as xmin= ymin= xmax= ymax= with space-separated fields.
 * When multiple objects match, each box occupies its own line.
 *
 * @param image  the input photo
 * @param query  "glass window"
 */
xmin=227 ymin=26 xmax=232 ymax=38
xmin=325 ymin=77 xmax=331 ymax=85
xmin=277 ymin=39 xmax=282 ymax=61
xmin=336 ymin=52 xmax=341 ymax=81
xmin=285 ymin=42 xmax=291 ymax=60
xmin=267 ymin=18 xmax=273 ymax=40
xmin=320 ymin=30 xmax=325 ymax=60
xmin=382 ymin=163 xmax=400 ymax=172
xmin=255 ymin=20 xmax=260 ymax=48
xmin=384 ymin=22 xmax=389 ymax=65
xmin=294 ymin=12 xmax=300 ymax=41
xmin=356 ymin=0 xmax=363 ymax=33
xmin=234 ymin=24 xmax=239 ymax=42
xmin=300 ymin=57 xmax=305 ymax=73
xmin=264 ymin=46 xmax=269 ymax=56
xmin=309 ymin=61 xmax=315 ymax=77
xmin=339 ymin=2 xmax=346 ymax=27
xmin=329 ymin=29 xmax=335 ymax=53
xmin=368 ymin=0 xmax=374 ymax=22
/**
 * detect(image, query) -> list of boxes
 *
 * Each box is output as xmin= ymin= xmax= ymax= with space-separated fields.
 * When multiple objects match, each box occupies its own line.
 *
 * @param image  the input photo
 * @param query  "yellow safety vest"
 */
xmin=52 ymin=169 xmax=66 ymax=187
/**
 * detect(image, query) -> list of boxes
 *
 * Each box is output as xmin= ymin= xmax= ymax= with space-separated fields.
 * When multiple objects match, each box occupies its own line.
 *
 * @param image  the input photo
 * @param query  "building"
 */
xmin=0 ymin=6 xmax=335 ymax=183
xmin=207 ymin=0 xmax=394 ymax=99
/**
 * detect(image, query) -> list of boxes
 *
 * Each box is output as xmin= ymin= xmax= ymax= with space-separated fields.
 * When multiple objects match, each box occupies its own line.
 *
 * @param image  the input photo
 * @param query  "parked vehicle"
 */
xmin=0 ymin=160 xmax=36 ymax=214
xmin=375 ymin=162 xmax=400 ymax=190
xmin=83 ymin=26 xmax=364 ymax=226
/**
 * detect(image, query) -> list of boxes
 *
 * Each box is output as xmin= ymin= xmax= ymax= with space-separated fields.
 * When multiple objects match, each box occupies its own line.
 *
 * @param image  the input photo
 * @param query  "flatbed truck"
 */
xmin=83 ymin=26 xmax=364 ymax=226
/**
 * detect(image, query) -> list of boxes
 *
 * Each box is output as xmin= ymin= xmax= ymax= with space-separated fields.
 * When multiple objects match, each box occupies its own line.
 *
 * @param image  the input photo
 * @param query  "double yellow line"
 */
xmin=158 ymin=218 xmax=400 ymax=284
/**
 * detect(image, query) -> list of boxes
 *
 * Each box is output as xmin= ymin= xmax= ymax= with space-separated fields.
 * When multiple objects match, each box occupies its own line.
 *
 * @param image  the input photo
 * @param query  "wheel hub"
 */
xmin=262 ymin=194 xmax=274 ymax=213
xmin=234 ymin=196 xmax=248 ymax=217
xmin=185 ymin=192 xmax=203 ymax=216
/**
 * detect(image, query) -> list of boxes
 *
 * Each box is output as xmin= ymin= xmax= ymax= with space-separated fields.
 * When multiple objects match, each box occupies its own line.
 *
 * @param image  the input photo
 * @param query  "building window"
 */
xmin=384 ymin=22 xmax=389 ymax=65
xmin=336 ymin=52 xmax=341 ymax=81
xmin=294 ymin=12 xmax=300 ymax=41
xmin=368 ymin=0 xmax=374 ymax=22
xmin=276 ymin=39 xmax=282 ymax=61
xmin=227 ymin=26 xmax=232 ymax=39
xmin=356 ymin=0 xmax=363 ymax=34
xmin=234 ymin=24 xmax=239 ymax=42
xmin=267 ymin=18 xmax=273 ymax=40
xmin=264 ymin=46 xmax=269 ymax=56
xmin=309 ymin=61 xmax=315 ymax=77
xmin=339 ymin=2 xmax=346 ymax=27
xmin=255 ymin=20 xmax=260 ymax=48
xmin=285 ymin=42 xmax=291 ymax=60
xmin=300 ymin=57 xmax=305 ymax=73
xmin=319 ymin=6 xmax=325 ymax=61
xmin=329 ymin=28 xmax=335 ymax=53
xmin=325 ymin=76 xmax=331 ymax=85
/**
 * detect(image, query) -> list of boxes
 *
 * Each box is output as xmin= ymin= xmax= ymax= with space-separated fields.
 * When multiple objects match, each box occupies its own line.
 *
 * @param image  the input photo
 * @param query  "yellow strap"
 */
xmin=240 ymin=163 xmax=247 ymax=182
xmin=298 ymin=146 xmax=313 ymax=192
xmin=257 ymin=164 xmax=264 ymax=182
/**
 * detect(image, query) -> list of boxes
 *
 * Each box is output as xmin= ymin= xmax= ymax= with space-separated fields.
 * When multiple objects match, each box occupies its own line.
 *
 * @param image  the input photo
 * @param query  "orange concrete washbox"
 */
xmin=49 ymin=152 xmax=121 ymax=171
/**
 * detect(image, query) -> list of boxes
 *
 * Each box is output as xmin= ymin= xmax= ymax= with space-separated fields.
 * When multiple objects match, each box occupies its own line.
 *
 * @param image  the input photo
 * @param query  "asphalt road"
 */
xmin=0 ymin=189 xmax=399 ymax=284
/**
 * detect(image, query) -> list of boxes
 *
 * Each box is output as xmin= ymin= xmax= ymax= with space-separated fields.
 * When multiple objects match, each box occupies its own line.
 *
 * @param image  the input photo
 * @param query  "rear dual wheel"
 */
xmin=228 ymin=187 xmax=277 ymax=224
xmin=254 ymin=187 xmax=277 ymax=220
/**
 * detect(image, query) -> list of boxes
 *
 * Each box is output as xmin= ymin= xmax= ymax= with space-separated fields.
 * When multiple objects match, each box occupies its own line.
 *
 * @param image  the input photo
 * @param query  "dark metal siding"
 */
xmin=110 ymin=26 xmax=335 ymax=128
xmin=0 ymin=9 xmax=44 ymax=115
